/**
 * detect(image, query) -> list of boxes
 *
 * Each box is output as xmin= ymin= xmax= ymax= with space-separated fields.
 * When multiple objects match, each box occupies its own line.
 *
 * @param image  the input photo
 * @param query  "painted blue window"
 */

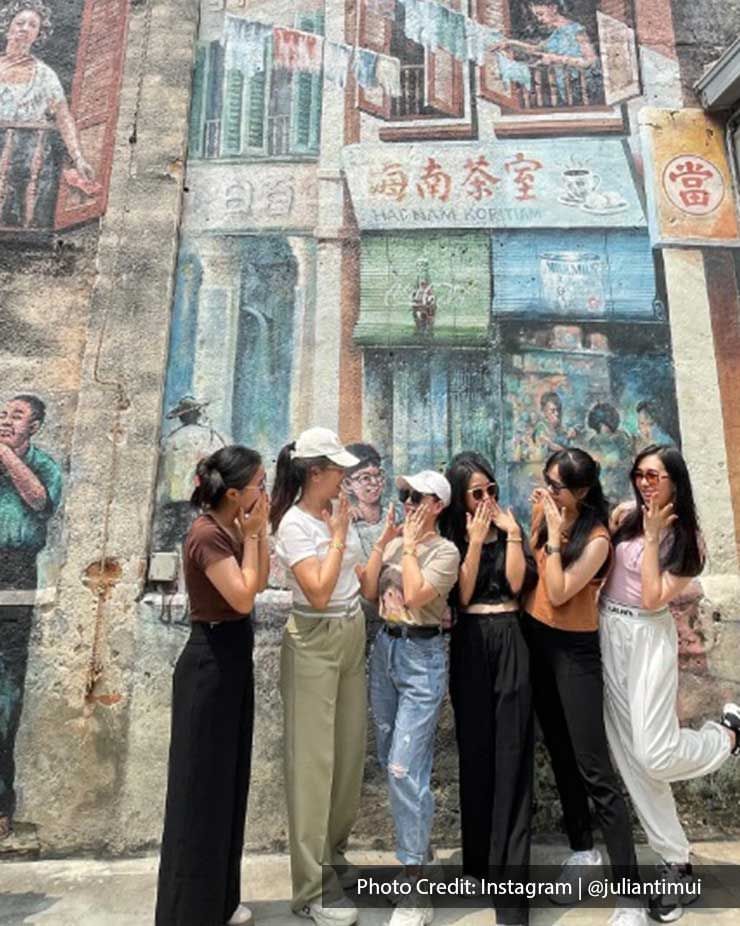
xmin=491 ymin=228 xmax=660 ymax=319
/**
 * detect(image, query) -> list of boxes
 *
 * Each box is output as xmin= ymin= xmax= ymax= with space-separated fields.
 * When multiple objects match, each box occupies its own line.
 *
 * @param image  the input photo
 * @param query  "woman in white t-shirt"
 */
xmin=271 ymin=428 xmax=371 ymax=926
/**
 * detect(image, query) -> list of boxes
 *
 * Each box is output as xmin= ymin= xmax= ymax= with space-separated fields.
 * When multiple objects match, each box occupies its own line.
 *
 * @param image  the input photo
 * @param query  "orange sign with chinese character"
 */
xmin=641 ymin=108 xmax=740 ymax=246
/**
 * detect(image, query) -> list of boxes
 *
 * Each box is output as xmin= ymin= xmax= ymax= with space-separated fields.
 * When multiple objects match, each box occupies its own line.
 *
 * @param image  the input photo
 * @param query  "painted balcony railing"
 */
xmin=516 ymin=61 xmax=593 ymax=109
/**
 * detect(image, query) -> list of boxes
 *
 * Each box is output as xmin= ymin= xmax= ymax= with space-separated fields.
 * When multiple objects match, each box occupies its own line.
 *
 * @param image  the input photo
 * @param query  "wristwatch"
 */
xmin=545 ymin=543 xmax=561 ymax=555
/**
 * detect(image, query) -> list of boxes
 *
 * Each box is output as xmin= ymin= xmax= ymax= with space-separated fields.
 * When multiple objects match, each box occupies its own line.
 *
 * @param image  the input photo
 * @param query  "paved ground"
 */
xmin=2 ymin=844 xmax=740 ymax=925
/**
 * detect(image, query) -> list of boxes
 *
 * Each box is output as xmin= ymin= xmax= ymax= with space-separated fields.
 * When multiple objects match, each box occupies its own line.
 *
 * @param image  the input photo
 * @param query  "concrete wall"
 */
xmin=1 ymin=0 xmax=740 ymax=857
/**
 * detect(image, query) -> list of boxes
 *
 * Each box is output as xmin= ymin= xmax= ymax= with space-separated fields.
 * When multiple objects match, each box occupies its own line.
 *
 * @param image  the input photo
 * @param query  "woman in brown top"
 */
xmin=522 ymin=448 xmax=646 ymax=926
xmin=156 ymin=445 xmax=270 ymax=926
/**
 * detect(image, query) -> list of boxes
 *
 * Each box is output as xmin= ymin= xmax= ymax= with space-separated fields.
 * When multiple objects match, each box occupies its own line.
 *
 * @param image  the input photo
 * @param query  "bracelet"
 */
xmin=506 ymin=537 xmax=523 ymax=544
xmin=372 ymin=543 xmax=385 ymax=555
xmin=545 ymin=543 xmax=561 ymax=555
xmin=402 ymin=547 xmax=417 ymax=557
xmin=247 ymin=533 xmax=262 ymax=540
xmin=330 ymin=540 xmax=345 ymax=552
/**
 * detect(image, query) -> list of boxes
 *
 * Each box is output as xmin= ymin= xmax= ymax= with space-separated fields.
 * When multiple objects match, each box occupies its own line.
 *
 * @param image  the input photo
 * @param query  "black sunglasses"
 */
xmin=544 ymin=473 xmax=567 ymax=494
xmin=467 ymin=482 xmax=498 ymax=502
xmin=399 ymin=488 xmax=437 ymax=506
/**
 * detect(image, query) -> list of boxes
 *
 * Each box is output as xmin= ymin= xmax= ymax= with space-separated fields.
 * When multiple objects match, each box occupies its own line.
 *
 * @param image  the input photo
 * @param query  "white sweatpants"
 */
xmin=599 ymin=597 xmax=731 ymax=864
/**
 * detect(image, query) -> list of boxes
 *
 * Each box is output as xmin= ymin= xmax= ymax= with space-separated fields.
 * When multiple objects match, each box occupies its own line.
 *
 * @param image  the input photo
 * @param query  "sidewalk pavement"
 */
xmin=2 ymin=844 xmax=740 ymax=926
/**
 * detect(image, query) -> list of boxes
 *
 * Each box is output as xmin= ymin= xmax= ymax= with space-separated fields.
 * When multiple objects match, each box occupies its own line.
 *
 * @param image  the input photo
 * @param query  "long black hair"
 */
xmin=440 ymin=451 xmax=500 ymax=554
xmin=534 ymin=447 xmax=610 ymax=575
xmin=190 ymin=445 xmax=261 ymax=510
xmin=613 ymin=444 xmax=705 ymax=577
xmin=269 ymin=442 xmax=335 ymax=533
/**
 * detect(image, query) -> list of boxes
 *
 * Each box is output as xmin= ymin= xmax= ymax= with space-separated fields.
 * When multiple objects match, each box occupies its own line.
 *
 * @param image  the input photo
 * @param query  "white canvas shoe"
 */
xmin=296 ymin=896 xmax=358 ymax=926
xmin=227 ymin=904 xmax=254 ymax=926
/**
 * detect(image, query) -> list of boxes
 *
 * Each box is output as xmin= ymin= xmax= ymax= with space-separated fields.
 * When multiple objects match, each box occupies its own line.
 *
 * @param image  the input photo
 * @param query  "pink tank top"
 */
xmin=602 ymin=536 xmax=646 ymax=607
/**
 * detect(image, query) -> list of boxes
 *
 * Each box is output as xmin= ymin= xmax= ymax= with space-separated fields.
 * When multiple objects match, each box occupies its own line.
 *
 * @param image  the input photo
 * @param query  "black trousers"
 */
xmin=0 ymin=550 xmax=38 ymax=819
xmin=156 ymin=619 xmax=255 ymax=926
xmin=522 ymin=613 xmax=640 ymax=884
xmin=450 ymin=612 xmax=534 ymax=926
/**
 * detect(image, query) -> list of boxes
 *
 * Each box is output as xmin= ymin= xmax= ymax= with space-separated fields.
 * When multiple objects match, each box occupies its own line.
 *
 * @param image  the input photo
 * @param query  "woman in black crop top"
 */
xmin=441 ymin=452 xmax=537 ymax=926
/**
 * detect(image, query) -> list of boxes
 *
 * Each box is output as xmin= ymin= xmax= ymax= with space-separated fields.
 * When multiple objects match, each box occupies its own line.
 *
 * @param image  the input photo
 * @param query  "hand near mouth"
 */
xmin=642 ymin=495 xmax=677 ymax=542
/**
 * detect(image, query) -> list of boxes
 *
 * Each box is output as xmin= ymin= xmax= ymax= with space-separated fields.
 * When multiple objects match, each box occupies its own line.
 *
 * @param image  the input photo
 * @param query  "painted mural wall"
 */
xmin=153 ymin=0 xmax=685 ymax=538
xmin=0 ymin=0 xmax=129 ymax=838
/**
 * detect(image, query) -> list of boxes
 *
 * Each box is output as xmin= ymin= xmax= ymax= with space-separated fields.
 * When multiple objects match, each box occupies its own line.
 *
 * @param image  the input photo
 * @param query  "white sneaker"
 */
xmin=227 ymin=905 xmax=254 ymax=926
xmin=297 ymin=897 xmax=358 ymax=926
xmin=609 ymin=906 xmax=648 ymax=926
xmin=388 ymin=895 xmax=433 ymax=926
xmin=550 ymin=848 xmax=603 ymax=906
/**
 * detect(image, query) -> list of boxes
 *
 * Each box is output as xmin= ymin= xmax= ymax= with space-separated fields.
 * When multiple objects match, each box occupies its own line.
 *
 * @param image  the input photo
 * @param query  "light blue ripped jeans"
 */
xmin=369 ymin=628 xmax=447 ymax=865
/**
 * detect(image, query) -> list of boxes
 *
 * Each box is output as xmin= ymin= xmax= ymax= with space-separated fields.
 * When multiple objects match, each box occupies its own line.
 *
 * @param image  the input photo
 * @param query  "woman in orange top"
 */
xmin=522 ymin=448 xmax=646 ymax=926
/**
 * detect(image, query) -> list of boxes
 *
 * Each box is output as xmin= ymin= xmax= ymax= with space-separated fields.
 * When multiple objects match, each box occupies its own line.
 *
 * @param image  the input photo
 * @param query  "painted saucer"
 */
xmin=558 ymin=194 xmax=583 ymax=207
xmin=580 ymin=200 xmax=629 ymax=215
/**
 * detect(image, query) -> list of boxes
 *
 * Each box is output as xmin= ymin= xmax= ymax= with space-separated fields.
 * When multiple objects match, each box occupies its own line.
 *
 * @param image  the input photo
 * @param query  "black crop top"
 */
xmin=457 ymin=530 xmax=537 ymax=608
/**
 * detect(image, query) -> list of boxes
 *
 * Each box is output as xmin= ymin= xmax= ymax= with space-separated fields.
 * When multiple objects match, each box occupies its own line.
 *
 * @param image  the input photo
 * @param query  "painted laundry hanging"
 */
xmin=222 ymin=16 xmax=272 ymax=76
xmin=354 ymin=47 xmax=379 ymax=88
xmin=496 ymin=52 xmax=533 ymax=91
xmin=324 ymin=41 xmax=353 ymax=87
xmin=377 ymin=54 xmax=401 ymax=95
xmin=435 ymin=5 xmax=466 ymax=58
xmin=273 ymin=26 xmax=324 ymax=72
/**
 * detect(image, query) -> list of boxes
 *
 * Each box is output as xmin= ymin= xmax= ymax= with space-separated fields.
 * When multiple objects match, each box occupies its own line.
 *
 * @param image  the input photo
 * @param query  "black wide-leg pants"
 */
xmin=521 ymin=612 xmax=640 ymax=885
xmin=450 ymin=611 xmax=534 ymax=926
xmin=156 ymin=618 xmax=255 ymax=926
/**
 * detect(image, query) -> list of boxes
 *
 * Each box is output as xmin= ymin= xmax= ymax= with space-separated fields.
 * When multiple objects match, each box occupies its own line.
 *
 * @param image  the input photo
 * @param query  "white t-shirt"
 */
xmin=275 ymin=505 xmax=363 ymax=606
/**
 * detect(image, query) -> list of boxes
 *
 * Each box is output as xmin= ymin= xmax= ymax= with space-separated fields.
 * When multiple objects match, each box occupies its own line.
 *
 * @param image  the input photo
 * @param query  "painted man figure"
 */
xmin=154 ymin=395 xmax=226 ymax=551
xmin=0 ymin=394 xmax=63 ymax=838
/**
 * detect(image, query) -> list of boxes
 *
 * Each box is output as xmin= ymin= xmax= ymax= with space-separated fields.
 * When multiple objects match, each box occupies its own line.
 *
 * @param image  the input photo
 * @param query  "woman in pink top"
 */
xmin=600 ymin=444 xmax=740 ymax=924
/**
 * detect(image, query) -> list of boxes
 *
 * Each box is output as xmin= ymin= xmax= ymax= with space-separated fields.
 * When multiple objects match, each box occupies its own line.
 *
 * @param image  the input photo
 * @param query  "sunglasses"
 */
xmin=467 ymin=482 xmax=498 ymax=503
xmin=633 ymin=468 xmax=670 ymax=488
xmin=544 ymin=474 xmax=567 ymax=495
xmin=398 ymin=488 xmax=437 ymax=506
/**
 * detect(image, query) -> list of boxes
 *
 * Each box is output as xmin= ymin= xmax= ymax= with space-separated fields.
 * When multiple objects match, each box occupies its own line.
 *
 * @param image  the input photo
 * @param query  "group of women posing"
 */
xmin=154 ymin=426 xmax=740 ymax=926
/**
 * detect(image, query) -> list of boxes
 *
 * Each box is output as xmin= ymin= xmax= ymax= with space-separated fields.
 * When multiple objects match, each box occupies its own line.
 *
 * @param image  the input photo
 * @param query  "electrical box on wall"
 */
xmin=149 ymin=552 xmax=180 ymax=583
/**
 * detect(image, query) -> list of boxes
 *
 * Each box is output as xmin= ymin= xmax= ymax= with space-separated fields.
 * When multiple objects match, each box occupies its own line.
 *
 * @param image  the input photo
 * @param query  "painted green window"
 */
xmin=189 ymin=14 xmax=323 ymax=161
xmin=356 ymin=233 xmax=491 ymax=346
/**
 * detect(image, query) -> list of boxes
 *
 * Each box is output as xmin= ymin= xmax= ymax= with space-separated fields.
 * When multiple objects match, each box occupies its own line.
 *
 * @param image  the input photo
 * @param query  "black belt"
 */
xmin=382 ymin=622 xmax=441 ymax=639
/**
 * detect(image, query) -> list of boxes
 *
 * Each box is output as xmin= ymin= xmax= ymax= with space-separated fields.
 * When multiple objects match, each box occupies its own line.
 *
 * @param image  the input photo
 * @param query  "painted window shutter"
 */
xmin=221 ymin=69 xmax=245 ymax=156
xmin=357 ymin=234 xmax=491 ymax=346
xmin=241 ymin=37 xmax=271 ymax=156
xmin=290 ymin=14 xmax=324 ymax=155
xmin=188 ymin=44 xmax=208 ymax=159
xmin=426 ymin=0 xmax=465 ymax=116
xmin=356 ymin=0 xmax=393 ymax=119
xmin=474 ymin=0 xmax=522 ymax=109
xmin=597 ymin=5 xmax=641 ymax=105
xmin=204 ymin=41 xmax=225 ymax=158
xmin=53 ymin=0 xmax=128 ymax=230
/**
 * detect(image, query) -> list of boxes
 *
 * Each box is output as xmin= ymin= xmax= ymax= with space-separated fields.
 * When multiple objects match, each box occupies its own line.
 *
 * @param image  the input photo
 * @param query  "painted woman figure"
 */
xmin=600 ymin=444 xmax=740 ymax=923
xmin=0 ymin=0 xmax=95 ymax=228
xmin=497 ymin=0 xmax=601 ymax=105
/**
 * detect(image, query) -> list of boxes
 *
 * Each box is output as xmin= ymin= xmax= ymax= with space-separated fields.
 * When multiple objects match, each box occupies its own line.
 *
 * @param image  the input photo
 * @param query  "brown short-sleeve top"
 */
xmin=524 ymin=507 xmax=611 ymax=633
xmin=184 ymin=514 xmax=249 ymax=622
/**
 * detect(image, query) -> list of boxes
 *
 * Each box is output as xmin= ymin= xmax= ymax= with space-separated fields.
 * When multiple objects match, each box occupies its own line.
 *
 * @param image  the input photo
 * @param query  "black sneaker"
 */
xmin=721 ymin=702 xmax=740 ymax=756
xmin=647 ymin=862 xmax=700 ymax=923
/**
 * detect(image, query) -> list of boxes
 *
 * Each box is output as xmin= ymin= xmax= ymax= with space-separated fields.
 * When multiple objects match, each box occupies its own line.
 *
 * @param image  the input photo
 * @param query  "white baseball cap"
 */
xmin=290 ymin=427 xmax=360 ymax=468
xmin=395 ymin=470 xmax=452 ymax=508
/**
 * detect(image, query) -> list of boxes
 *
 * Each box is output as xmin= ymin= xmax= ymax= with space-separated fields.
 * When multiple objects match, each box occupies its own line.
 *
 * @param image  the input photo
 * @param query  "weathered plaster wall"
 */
xmin=1 ymin=0 xmax=740 ymax=859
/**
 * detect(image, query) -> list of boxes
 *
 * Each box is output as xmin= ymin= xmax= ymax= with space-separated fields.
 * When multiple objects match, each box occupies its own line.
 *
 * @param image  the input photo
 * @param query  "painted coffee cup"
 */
xmin=562 ymin=168 xmax=600 ymax=202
